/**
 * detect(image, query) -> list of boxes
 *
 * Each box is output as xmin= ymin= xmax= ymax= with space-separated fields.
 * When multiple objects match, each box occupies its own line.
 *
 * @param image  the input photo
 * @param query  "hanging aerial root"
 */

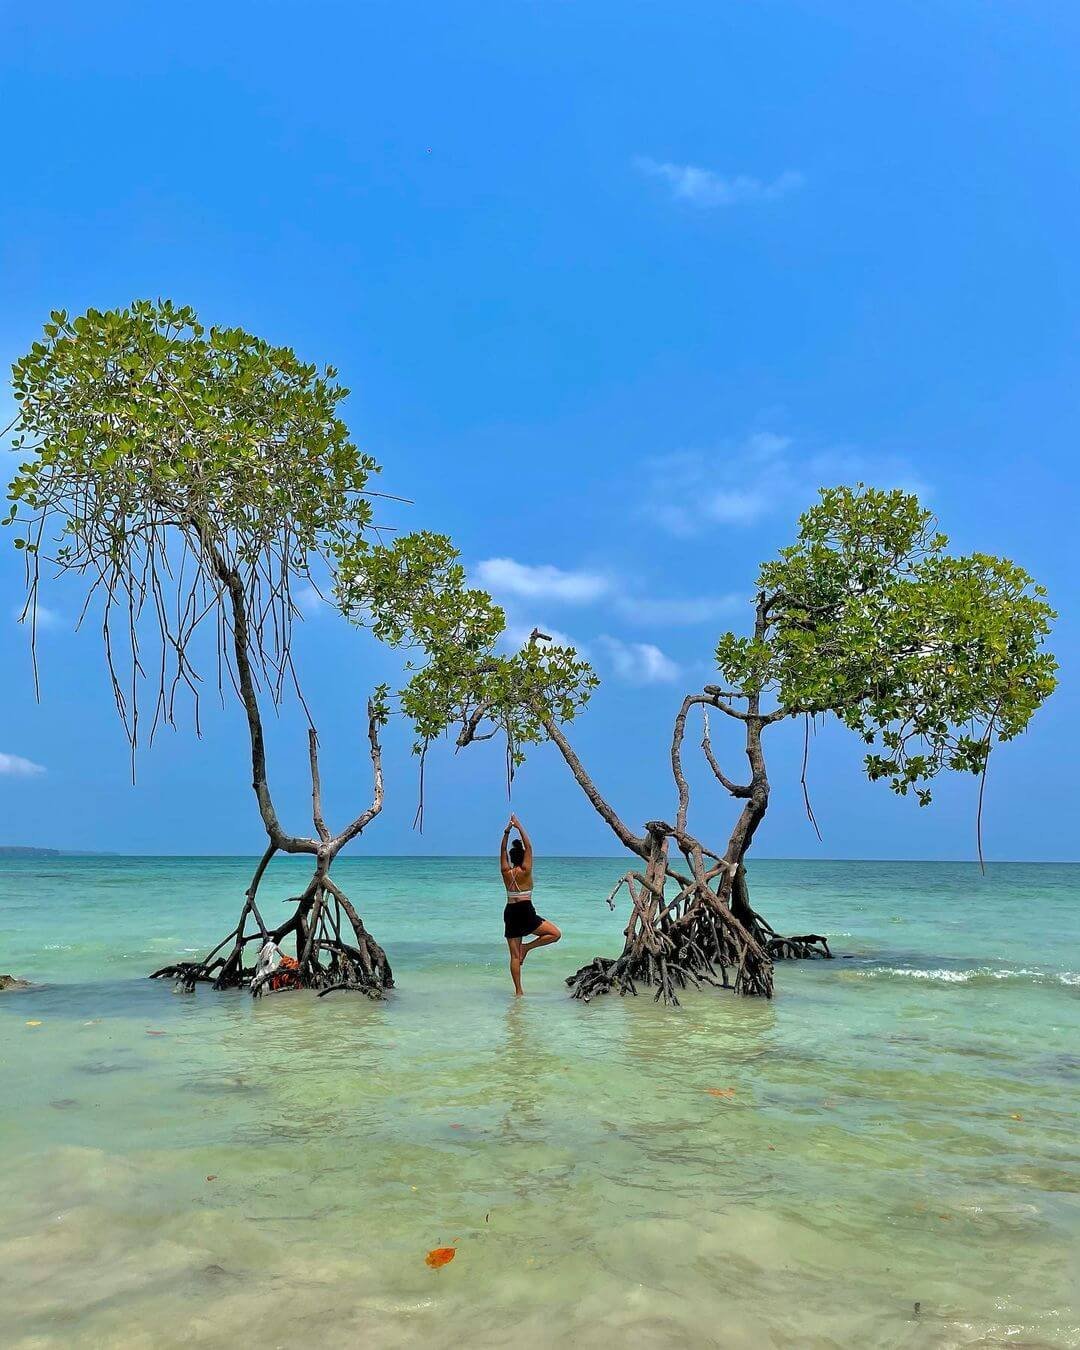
xmin=566 ymin=898 xmax=774 ymax=1006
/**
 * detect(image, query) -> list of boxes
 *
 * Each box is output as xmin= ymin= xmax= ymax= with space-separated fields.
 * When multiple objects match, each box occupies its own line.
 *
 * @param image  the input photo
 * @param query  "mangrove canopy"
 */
xmin=4 ymin=300 xmax=499 ymax=996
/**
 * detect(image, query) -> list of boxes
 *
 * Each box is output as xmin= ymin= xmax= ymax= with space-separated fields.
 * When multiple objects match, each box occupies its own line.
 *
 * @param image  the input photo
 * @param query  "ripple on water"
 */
xmin=2 ymin=856 xmax=1078 ymax=1347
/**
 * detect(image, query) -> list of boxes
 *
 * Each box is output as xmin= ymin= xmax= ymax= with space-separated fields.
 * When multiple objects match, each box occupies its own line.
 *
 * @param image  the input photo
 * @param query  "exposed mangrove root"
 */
xmin=149 ymin=705 xmax=393 ymax=1000
xmin=731 ymin=868 xmax=833 ymax=962
xmin=767 ymin=933 xmax=831 ymax=960
xmin=150 ymin=855 xmax=393 ymax=998
xmin=566 ymin=850 xmax=774 ymax=1005
xmin=546 ymin=669 xmax=837 ymax=1006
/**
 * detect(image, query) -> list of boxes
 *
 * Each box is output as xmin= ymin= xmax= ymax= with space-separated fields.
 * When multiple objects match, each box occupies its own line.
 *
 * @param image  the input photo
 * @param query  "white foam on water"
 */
xmin=847 ymin=965 xmax=1078 ymax=986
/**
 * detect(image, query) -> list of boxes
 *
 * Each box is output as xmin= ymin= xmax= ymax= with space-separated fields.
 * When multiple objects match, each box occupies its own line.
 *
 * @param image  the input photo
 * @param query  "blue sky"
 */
xmin=1 ymin=0 xmax=1076 ymax=859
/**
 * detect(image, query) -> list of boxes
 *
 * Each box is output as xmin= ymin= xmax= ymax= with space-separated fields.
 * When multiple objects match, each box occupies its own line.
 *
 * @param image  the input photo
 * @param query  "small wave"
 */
xmin=848 ymin=966 xmax=1078 ymax=988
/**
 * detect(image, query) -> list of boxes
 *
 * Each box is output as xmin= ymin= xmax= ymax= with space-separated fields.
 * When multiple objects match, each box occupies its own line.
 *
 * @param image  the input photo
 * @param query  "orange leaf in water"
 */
xmin=706 ymin=1087 xmax=736 ymax=1098
xmin=425 ymin=1247 xmax=456 ymax=1269
xmin=1010 ymin=1113 xmax=1023 ymax=1121
xmin=146 ymin=1030 xmax=166 ymax=1037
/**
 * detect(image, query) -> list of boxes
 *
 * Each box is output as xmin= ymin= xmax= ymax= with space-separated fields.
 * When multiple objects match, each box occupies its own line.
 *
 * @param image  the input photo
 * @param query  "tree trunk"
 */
xmin=148 ymin=549 xmax=395 ymax=1002
xmin=540 ymin=704 xmax=777 ymax=1004
xmin=149 ymin=854 xmax=394 ymax=998
xmin=557 ymin=667 xmax=833 ymax=1007
xmin=564 ymin=844 xmax=776 ymax=1005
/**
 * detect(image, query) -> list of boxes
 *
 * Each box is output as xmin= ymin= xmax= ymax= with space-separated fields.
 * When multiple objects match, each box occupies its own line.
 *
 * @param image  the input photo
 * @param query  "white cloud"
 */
xmin=12 ymin=603 xmax=62 ymax=631
xmin=598 ymin=636 xmax=681 ymax=684
xmin=478 ymin=555 xmax=732 ymax=627
xmin=477 ymin=558 xmax=609 ymax=604
xmin=294 ymin=583 xmax=326 ymax=616
xmin=648 ymin=433 xmax=928 ymax=536
xmin=636 ymin=157 xmax=804 ymax=208
xmin=0 ymin=752 xmax=45 ymax=777
xmin=612 ymin=593 xmax=742 ymax=625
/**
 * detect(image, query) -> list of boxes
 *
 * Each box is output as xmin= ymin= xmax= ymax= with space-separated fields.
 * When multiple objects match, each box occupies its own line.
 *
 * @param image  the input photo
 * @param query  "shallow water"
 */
xmin=2 ymin=856 xmax=1078 ymax=1348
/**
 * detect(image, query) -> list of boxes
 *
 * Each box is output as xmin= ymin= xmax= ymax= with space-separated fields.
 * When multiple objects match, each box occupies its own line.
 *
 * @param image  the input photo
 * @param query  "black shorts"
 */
xmin=504 ymin=900 xmax=544 ymax=940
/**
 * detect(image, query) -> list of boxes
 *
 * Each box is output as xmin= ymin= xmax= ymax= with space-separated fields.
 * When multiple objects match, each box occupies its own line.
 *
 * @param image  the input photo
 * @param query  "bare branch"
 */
xmin=671 ymin=695 xmax=695 ymax=835
xmin=334 ymin=698 xmax=386 ymax=851
xmin=206 ymin=539 xmax=317 ymax=855
xmin=308 ymin=728 xmax=331 ymax=842
xmin=455 ymin=700 xmax=494 ymax=748
xmin=701 ymin=709 xmax=753 ymax=797
xmin=702 ymin=685 xmax=752 ymax=721
xmin=540 ymin=713 xmax=647 ymax=857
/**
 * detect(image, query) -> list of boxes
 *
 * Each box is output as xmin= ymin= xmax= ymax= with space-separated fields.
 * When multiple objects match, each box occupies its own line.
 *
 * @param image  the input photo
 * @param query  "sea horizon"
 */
xmin=5 ymin=848 xmax=1078 ymax=864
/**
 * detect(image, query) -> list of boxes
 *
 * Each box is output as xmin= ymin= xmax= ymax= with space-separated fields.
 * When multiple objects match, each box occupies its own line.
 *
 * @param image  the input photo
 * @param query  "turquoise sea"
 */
xmin=1 ymin=855 xmax=1077 ymax=1348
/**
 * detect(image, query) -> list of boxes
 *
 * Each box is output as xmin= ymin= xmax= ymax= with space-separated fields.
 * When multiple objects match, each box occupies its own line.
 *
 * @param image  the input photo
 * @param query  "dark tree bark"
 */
xmin=149 ymin=558 xmax=393 ymax=998
xmin=531 ymin=619 xmax=832 ymax=1005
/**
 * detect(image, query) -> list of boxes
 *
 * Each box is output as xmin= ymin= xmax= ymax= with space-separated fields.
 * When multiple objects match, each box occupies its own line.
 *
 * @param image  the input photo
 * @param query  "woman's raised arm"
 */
xmin=499 ymin=819 xmax=513 ymax=872
xmin=510 ymin=813 xmax=533 ymax=870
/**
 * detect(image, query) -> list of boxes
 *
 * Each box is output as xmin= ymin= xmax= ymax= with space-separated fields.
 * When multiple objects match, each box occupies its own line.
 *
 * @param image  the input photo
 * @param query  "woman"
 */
xmin=500 ymin=813 xmax=561 ymax=996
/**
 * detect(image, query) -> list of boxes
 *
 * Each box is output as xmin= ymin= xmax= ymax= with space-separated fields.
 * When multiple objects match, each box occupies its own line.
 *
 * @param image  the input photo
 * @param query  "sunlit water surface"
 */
xmin=2 ymin=856 xmax=1078 ymax=1348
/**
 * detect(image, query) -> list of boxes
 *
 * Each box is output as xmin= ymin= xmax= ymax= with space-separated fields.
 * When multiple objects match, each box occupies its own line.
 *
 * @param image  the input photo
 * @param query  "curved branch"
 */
xmin=455 ymin=700 xmax=495 ymax=748
xmin=245 ymin=842 xmax=277 ymax=939
xmin=540 ymin=713 xmax=646 ymax=857
xmin=702 ymin=686 xmax=752 ymax=721
xmin=332 ymin=698 xmax=385 ymax=852
xmin=701 ymin=709 xmax=753 ymax=797
xmin=308 ymin=728 xmax=331 ymax=842
xmin=671 ymin=695 xmax=695 ymax=835
xmin=674 ymin=692 xmax=755 ymax=840
xmin=205 ymin=541 xmax=316 ymax=854
xmin=199 ymin=540 xmax=314 ymax=847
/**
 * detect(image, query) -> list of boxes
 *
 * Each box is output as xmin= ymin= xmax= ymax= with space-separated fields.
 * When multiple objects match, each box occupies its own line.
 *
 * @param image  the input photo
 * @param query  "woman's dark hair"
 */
xmin=508 ymin=838 xmax=525 ymax=867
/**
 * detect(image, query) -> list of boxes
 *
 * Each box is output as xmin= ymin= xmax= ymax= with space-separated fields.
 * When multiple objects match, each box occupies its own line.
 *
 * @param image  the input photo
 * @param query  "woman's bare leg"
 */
xmin=507 ymin=937 xmax=525 ymax=995
xmin=520 ymin=920 xmax=561 ymax=961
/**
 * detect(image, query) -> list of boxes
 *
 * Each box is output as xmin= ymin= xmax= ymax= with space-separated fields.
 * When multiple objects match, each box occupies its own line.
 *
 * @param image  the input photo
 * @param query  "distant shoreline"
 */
xmin=0 ymin=846 xmax=118 ymax=858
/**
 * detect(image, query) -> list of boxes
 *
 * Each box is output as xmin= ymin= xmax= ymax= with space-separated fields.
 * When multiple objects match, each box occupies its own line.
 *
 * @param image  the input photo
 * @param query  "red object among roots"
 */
xmin=269 ymin=955 xmax=301 ymax=992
